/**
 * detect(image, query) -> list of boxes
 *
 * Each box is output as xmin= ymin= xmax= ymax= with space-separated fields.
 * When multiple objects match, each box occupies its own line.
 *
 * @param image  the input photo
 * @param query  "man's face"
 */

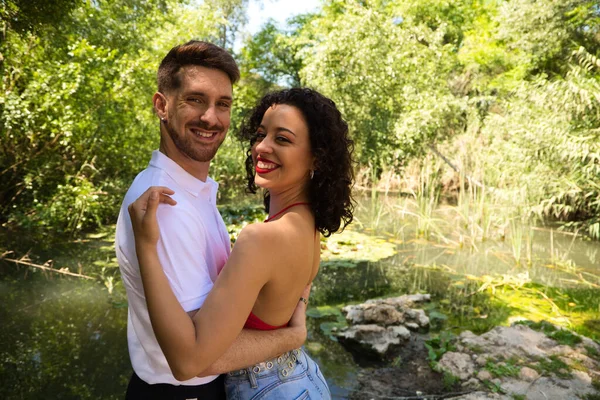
xmin=162 ymin=65 xmax=233 ymax=163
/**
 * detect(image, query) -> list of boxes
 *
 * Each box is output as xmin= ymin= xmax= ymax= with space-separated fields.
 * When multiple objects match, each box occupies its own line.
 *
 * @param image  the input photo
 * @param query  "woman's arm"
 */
xmin=197 ymin=283 xmax=311 ymax=376
xmin=129 ymin=187 xmax=296 ymax=380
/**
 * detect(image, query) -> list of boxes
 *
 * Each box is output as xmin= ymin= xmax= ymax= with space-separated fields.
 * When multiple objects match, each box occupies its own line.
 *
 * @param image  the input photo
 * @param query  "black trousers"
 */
xmin=125 ymin=372 xmax=226 ymax=400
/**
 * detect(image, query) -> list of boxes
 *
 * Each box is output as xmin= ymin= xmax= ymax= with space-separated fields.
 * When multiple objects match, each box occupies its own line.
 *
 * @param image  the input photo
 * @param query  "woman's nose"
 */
xmin=255 ymin=136 xmax=273 ymax=153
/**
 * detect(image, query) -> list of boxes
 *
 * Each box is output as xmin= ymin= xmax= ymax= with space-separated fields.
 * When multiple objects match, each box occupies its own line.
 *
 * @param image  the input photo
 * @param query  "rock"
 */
xmin=501 ymin=375 xmax=595 ymax=400
xmin=518 ymin=366 xmax=539 ymax=382
xmin=438 ymin=352 xmax=476 ymax=380
xmin=342 ymin=296 xmax=431 ymax=328
xmin=581 ymin=336 xmax=600 ymax=353
xmin=404 ymin=322 xmax=419 ymax=330
xmin=362 ymin=304 xmax=405 ymax=325
xmin=548 ymin=344 xmax=576 ymax=357
xmin=475 ymin=354 xmax=489 ymax=367
xmin=460 ymin=330 xmax=477 ymax=339
xmin=477 ymin=370 xmax=492 ymax=381
xmin=462 ymin=377 xmax=480 ymax=388
xmin=366 ymin=293 xmax=431 ymax=307
xmin=336 ymin=324 xmax=410 ymax=356
xmin=404 ymin=308 xmax=430 ymax=328
xmin=337 ymin=294 xmax=432 ymax=359
xmin=447 ymin=391 xmax=511 ymax=399
xmin=460 ymin=325 xmax=557 ymax=359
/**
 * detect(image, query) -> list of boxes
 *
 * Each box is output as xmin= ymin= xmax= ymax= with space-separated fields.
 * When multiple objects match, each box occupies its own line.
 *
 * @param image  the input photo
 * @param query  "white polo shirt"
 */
xmin=115 ymin=150 xmax=231 ymax=385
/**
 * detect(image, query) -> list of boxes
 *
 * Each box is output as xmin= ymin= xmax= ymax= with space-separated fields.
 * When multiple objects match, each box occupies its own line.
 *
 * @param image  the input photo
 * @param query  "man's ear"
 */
xmin=153 ymin=92 xmax=168 ymax=121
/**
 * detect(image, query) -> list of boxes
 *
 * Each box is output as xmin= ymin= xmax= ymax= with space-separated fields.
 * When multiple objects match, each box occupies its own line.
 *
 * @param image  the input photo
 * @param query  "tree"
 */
xmin=298 ymin=0 xmax=465 ymax=172
xmin=0 ymin=0 xmax=222 ymax=234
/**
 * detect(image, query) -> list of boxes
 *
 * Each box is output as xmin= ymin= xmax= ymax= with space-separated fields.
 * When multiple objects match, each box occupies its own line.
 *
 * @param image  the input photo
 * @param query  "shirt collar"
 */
xmin=149 ymin=150 xmax=218 ymax=199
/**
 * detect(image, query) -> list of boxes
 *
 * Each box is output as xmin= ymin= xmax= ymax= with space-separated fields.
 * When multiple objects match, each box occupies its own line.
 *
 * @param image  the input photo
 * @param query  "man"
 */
xmin=115 ymin=40 xmax=307 ymax=399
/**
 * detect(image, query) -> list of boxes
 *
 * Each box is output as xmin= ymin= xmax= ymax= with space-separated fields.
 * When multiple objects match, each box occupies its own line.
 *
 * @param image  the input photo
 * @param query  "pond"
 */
xmin=2 ymin=194 xmax=599 ymax=399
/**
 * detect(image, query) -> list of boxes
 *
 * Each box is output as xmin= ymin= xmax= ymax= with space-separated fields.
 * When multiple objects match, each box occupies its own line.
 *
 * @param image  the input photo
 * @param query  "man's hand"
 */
xmin=288 ymin=283 xmax=312 ymax=344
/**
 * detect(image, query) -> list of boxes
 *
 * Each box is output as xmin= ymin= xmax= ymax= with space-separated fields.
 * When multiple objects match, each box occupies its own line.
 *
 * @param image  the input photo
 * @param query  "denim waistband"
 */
xmin=227 ymin=348 xmax=302 ymax=383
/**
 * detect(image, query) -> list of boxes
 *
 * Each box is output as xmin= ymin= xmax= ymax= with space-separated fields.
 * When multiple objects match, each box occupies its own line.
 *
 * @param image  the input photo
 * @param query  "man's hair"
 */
xmin=157 ymin=40 xmax=240 ymax=93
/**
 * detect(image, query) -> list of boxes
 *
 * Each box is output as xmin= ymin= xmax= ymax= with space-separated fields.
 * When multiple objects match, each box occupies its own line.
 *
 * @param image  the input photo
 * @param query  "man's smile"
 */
xmin=190 ymin=127 xmax=220 ymax=140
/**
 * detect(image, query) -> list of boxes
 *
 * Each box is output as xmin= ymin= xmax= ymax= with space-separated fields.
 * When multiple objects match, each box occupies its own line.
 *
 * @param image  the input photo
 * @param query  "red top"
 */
xmin=244 ymin=311 xmax=287 ymax=330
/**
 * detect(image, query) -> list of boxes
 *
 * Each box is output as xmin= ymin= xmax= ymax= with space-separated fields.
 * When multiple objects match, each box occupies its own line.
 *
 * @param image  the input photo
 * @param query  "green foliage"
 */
xmin=3 ymin=0 xmax=600 ymax=239
xmin=485 ymin=359 xmax=521 ymax=378
xmin=0 ymin=0 xmax=82 ymax=34
xmin=0 ymin=0 xmax=223 ymax=235
xmin=582 ymin=394 xmax=600 ymax=400
xmin=586 ymin=345 xmax=600 ymax=361
xmin=306 ymin=305 xmax=347 ymax=338
xmin=299 ymin=0 xmax=466 ymax=172
xmin=425 ymin=331 xmax=456 ymax=365
xmin=239 ymin=20 xmax=305 ymax=87
xmin=219 ymin=203 xmax=266 ymax=243
xmin=534 ymin=354 xmax=572 ymax=379
xmin=442 ymin=371 xmax=459 ymax=390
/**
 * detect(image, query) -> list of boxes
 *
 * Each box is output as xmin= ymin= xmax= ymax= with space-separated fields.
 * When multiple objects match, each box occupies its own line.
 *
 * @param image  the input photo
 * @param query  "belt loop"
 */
xmin=247 ymin=367 xmax=258 ymax=389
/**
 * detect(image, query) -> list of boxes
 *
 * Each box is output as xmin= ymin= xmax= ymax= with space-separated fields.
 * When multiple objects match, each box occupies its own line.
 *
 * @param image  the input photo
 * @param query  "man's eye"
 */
xmin=218 ymin=102 xmax=231 ymax=108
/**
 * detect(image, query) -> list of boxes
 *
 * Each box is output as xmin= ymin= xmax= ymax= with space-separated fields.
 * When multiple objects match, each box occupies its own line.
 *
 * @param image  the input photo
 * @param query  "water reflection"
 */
xmin=0 ymin=271 xmax=129 ymax=399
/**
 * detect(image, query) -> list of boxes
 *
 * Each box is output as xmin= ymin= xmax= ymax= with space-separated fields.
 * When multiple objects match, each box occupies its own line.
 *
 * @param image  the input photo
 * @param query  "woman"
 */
xmin=129 ymin=88 xmax=354 ymax=399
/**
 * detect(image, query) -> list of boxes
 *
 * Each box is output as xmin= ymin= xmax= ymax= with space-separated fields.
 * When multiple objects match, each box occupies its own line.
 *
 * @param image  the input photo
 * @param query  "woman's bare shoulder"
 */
xmin=234 ymin=217 xmax=305 ymax=255
xmin=235 ymin=221 xmax=284 ymax=248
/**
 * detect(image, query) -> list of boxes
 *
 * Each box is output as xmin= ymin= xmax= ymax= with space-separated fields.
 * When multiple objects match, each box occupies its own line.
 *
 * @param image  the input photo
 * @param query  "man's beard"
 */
xmin=164 ymin=120 xmax=225 ymax=162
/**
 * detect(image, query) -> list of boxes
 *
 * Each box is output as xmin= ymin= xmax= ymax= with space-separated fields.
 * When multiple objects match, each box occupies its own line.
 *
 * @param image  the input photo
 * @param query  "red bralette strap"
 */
xmin=264 ymin=202 xmax=310 ymax=223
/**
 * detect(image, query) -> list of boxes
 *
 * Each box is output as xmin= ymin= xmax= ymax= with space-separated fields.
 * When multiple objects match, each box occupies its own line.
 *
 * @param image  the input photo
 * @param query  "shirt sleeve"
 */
xmin=155 ymin=203 xmax=215 ymax=312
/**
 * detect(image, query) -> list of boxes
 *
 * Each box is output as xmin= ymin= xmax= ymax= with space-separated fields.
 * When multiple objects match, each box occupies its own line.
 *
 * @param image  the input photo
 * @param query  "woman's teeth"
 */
xmin=257 ymin=161 xmax=277 ymax=169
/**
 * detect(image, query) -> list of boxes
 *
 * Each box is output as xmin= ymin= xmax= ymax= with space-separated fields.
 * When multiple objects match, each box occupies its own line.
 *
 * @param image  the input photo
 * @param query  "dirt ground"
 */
xmin=348 ymin=334 xmax=466 ymax=400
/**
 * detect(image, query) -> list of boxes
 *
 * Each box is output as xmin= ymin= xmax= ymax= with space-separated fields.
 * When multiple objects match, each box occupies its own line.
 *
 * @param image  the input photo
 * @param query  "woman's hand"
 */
xmin=128 ymin=186 xmax=177 ymax=247
xmin=288 ymin=283 xmax=312 ymax=344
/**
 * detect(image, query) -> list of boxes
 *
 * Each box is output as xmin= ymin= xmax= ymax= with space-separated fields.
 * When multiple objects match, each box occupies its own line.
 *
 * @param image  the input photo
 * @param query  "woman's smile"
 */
xmin=255 ymin=156 xmax=280 ymax=174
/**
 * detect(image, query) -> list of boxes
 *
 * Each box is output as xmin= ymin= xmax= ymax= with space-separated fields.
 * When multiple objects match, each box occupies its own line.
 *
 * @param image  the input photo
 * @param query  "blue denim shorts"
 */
xmin=225 ymin=348 xmax=331 ymax=399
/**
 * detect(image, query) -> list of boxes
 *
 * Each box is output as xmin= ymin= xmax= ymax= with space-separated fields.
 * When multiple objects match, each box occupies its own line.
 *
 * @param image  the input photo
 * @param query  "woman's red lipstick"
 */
xmin=255 ymin=156 xmax=280 ymax=174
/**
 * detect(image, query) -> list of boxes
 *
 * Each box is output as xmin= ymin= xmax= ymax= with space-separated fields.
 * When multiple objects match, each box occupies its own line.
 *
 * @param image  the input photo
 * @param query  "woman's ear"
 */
xmin=152 ymin=92 xmax=168 ymax=121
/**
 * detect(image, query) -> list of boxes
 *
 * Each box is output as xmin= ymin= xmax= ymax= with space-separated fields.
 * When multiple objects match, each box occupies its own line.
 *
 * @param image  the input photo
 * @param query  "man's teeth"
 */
xmin=257 ymin=161 xmax=277 ymax=169
xmin=192 ymin=129 xmax=215 ymax=138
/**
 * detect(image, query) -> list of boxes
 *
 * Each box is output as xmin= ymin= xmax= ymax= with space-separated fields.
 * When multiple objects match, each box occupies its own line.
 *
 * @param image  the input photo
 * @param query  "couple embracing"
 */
xmin=116 ymin=40 xmax=354 ymax=399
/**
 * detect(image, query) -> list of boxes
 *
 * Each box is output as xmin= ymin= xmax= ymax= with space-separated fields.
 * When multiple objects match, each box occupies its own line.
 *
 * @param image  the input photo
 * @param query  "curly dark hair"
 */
xmin=239 ymin=88 xmax=355 ymax=237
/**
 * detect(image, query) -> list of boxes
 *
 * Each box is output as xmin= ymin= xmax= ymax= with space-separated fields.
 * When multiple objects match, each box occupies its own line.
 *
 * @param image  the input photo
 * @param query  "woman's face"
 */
xmin=251 ymin=104 xmax=314 ymax=193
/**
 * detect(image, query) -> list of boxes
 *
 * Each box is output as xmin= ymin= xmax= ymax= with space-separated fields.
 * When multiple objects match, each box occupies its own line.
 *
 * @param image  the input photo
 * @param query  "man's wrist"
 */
xmin=289 ymin=325 xmax=307 ymax=348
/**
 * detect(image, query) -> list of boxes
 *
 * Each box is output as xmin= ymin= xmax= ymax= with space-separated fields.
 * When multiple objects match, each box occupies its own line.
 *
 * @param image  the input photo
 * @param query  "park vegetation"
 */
xmin=1 ymin=0 xmax=599 ymax=239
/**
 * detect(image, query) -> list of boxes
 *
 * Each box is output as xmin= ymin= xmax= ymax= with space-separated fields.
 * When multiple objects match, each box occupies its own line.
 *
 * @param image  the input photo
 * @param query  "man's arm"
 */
xmin=197 ymin=285 xmax=310 ymax=376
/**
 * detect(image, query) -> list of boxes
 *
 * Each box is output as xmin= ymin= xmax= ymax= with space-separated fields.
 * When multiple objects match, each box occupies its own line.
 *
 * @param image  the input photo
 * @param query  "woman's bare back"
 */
xmin=242 ymin=209 xmax=320 ymax=327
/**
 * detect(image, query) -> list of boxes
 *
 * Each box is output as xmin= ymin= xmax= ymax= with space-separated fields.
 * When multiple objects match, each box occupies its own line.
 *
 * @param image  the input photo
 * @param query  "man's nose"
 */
xmin=200 ymin=105 xmax=218 ymax=127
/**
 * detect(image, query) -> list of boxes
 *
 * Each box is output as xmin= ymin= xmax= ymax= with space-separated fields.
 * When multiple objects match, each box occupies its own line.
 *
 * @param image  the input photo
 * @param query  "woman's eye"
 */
xmin=276 ymin=136 xmax=290 ymax=143
xmin=254 ymin=132 xmax=265 ymax=141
